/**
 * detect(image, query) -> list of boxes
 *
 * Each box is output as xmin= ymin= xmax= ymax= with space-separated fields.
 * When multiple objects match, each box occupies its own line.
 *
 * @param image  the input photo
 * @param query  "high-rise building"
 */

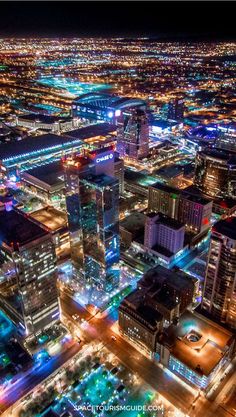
xmin=202 ymin=217 xmax=236 ymax=329
xmin=144 ymin=213 xmax=185 ymax=254
xmin=194 ymin=148 xmax=236 ymax=200
xmin=148 ymin=184 xmax=179 ymax=219
xmin=117 ymin=109 xmax=149 ymax=160
xmin=178 ymin=192 xmax=212 ymax=235
xmin=114 ymin=152 xmax=124 ymax=195
xmin=63 ymin=147 xmax=120 ymax=292
xmin=148 ymin=183 xmax=212 ymax=235
xmin=167 ymin=98 xmax=184 ymax=122
xmin=0 ymin=208 xmax=59 ymax=335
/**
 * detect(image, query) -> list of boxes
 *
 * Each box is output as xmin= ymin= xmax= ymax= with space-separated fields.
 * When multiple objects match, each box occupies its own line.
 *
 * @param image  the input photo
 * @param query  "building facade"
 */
xmin=194 ymin=148 xmax=236 ymax=200
xmin=202 ymin=217 xmax=236 ymax=329
xmin=0 ymin=208 xmax=59 ymax=335
xmin=117 ymin=109 xmax=149 ymax=160
xmin=148 ymin=183 xmax=212 ymax=235
xmin=144 ymin=213 xmax=185 ymax=254
xmin=64 ymin=148 xmax=120 ymax=292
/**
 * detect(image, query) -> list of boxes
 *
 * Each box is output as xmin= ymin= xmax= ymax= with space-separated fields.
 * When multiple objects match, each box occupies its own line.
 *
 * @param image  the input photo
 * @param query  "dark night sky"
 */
xmin=0 ymin=1 xmax=235 ymax=40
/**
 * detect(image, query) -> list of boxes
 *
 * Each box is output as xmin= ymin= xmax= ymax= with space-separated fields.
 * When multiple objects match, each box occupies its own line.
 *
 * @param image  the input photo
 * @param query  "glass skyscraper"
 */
xmin=64 ymin=148 xmax=120 ymax=292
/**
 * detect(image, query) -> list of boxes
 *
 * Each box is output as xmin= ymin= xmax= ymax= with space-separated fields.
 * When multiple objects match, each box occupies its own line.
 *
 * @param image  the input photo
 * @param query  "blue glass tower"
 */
xmin=64 ymin=149 xmax=120 ymax=292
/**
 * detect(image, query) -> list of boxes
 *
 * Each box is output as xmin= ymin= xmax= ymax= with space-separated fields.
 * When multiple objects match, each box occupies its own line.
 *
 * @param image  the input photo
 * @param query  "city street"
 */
xmin=1 ymin=291 xmax=235 ymax=417
xmin=0 ymin=339 xmax=83 ymax=415
xmin=60 ymin=292 xmax=235 ymax=417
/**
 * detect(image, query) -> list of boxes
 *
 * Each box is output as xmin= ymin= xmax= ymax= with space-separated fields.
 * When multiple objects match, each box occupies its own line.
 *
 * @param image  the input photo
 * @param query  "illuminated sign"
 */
xmin=115 ymin=110 xmax=121 ymax=117
xmin=96 ymin=153 xmax=113 ymax=163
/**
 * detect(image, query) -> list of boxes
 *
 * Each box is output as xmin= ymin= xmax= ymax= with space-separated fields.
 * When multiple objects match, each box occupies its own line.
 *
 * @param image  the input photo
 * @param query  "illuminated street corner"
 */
xmin=0 ymin=2 xmax=235 ymax=417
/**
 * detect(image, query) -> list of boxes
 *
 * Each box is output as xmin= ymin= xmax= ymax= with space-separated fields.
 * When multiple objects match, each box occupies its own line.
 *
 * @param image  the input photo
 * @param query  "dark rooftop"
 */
xmin=0 ymin=208 xmax=48 ymax=249
xmin=86 ymin=173 xmax=118 ymax=188
xmin=152 ymin=244 xmax=174 ymax=258
xmin=121 ymin=288 xmax=163 ymax=327
xmin=136 ymin=304 xmax=163 ymax=326
xmin=199 ymin=147 xmax=236 ymax=164
xmin=213 ymin=217 xmax=236 ymax=240
xmin=0 ymin=123 xmax=114 ymax=161
xmin=64 ymin=123 xmax=116 ymax=140
xmin=156 ymin=213 xmax=184 ymax=230
xmin=150 ymin=182 xmax=180 ymax=195
xmin=23 ymin=161 xmax=64 ymax=187
xmin=18 ymin=113 xmax=72 ymax=124
xmin=140 ymin=265 xmax=197 ymax=291
xmin=42 ymin=410 xmax=59 ymax=417
xmin=155 ymin=165 xmax=184 ymax=179
xmin=0 ymin=133 xmax=75 ymax=161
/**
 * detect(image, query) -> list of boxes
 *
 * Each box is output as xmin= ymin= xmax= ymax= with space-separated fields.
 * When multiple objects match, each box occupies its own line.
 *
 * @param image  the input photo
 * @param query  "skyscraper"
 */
xmin=63 ymin=147 xmax=120 ymax=292
xmin=117 ymin=109 xmax=149 ymax=160
xmin=114 ymin=152 xmax=124 ymax=195
xmin=167 ymin=98 xmax=184 ymax=122
xmin=0 ymin=208 xmax=59 ymax=336
xmin=194 ymin=148 xmax=236 ymax=199
xmin=202 ymin=217 xmax=236 ymax=329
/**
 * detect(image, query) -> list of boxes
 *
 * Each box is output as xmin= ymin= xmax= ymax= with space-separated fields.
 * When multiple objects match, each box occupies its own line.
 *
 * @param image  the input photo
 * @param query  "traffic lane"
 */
xmin=0 ymin=342 xmax=82 ymax=413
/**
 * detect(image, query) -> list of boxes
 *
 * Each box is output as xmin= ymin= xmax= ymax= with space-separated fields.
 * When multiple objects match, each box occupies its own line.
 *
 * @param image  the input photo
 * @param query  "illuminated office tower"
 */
xmin=114 ymin=152 xmax=124 ymax=195
xmin=167 ymin=98 xmax=184 ymax=122
xmin=194 ymin=148 xmax=236 ymax=199
xmin=64 ymin=147 xmax=120 ymax=292
xmin=202 ymin=217 xmax=236 ymax=329
xmin=0 ymin=208 xmax=59 ymax=335
xmin=117 ymin=109 xmax=149 ymax=160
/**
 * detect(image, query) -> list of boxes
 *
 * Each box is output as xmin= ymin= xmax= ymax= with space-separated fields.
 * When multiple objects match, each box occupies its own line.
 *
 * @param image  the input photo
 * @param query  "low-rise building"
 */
xmin=120 ymin=212 xmax=146 ymax=248
xmin=157 ymin=310 xmax=234 ymax=390
xmin=20 ymin=161 xmax=65 ymax=208
xmin=16 ymin=113 xmax=75 ymax=133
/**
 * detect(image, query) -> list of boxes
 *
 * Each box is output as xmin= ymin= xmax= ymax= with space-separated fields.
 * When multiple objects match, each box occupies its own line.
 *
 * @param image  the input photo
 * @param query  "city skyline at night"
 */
xmin=0 ymin=2 xmax=235 ymax=417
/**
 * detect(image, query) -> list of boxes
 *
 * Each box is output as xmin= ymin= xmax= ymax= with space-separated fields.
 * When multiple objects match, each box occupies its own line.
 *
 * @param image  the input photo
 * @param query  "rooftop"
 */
xmin=124 ymin=169 xmax=159 ymax=187
xmin=0 ymin=208 xmax=48 ymax=249
xmin=65 ymin=122 xmax=116 ymax=140
xmin=150 ymin=183 xmax=211 ymax=205
xmin=0 ymin=124 xmax=114 ymax=161
xmin=212 ymin=217 xmax=236 ymax=240
xmin=150 ymin=182 xmax=180 ymax=195
xmin=198 ymin=147 xmax=236 ymax=164
xmin=73 ymin=92 xmax=146 ymax=110
xmin=139 ymin=265 xmax=197 ymax=292
xmin=29 ymin=206 xmax=67 ymax=232
xmin=85 ymin=173 xmax=118 ymax=188
xmin=18 ymin=113 xmax=72 ymax=124
xmin=120 ymin=212 xmax=146 ymax=233
xmin=22 ymin=161 xmax=64 ymax=187
xmin=156 ymin=213 xmax=184 ymax=230
xmin=0 ymin=133 xmax=77 ymax=161
xmin=160 ymin=310 xmax=232 ymax=376
xmin=155 ymin=165 xmax=184 ymax=179
xmin=121 ymin=289 xmax=163 ymax=327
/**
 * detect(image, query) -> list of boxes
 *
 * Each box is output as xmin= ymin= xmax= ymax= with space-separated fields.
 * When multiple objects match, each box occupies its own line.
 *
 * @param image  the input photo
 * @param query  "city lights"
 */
xmin=0 ymin=7 xmax=235 ymax=417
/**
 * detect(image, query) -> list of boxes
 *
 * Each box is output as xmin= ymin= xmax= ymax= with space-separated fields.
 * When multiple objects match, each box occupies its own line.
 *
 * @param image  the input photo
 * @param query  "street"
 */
xmin=1 ymin=290 xmax=235 ymax=417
